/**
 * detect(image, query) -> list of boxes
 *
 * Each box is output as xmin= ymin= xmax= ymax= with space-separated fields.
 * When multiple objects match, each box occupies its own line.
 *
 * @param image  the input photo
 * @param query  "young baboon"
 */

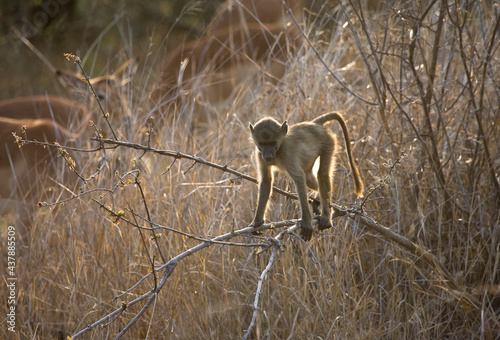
xmin=248 ymin=112 xmax=364 ymax=241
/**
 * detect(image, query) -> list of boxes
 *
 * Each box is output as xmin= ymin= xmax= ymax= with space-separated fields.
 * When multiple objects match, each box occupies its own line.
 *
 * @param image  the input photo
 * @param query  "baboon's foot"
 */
xmin=298 ymin=220 xmax=313 ymax=241
xmin=316 ymin=215 xmax=333 ymax=231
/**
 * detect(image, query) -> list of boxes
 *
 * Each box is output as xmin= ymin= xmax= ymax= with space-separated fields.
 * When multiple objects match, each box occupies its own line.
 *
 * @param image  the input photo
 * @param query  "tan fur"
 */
xmin=249 ymin=112 xmax=364 ymax=241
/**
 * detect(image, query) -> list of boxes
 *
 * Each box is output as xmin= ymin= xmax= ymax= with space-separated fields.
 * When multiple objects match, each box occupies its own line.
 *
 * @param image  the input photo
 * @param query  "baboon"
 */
xmin=248 ymin=112 xmax=364 ymax=241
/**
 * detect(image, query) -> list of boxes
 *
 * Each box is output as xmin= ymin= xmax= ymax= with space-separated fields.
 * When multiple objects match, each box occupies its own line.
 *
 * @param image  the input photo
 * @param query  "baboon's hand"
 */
xmin=249 ymin=220 xmax=264 ymax=235
xmin=298 ymin=220 xmax=313 ymax=241
xmin=316 ymin=216 xmax=333 ymax=231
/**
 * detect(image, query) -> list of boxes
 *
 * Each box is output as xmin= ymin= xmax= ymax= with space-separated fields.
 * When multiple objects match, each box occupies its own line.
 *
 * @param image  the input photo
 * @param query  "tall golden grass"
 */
xmin=0 ymin=1 xmax=499 ymax=339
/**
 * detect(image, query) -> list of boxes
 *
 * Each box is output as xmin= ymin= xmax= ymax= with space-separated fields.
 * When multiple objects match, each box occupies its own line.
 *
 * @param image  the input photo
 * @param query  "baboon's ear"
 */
xmin=248 ymin=123 xmax=254 ymax=133
xmin=281 ymin=121 xmax=288 ymax=135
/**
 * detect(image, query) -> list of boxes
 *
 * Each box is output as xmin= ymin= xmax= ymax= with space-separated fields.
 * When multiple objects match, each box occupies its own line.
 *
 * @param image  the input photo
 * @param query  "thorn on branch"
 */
xmin=183 ymin=160 xmax=198 ymax=174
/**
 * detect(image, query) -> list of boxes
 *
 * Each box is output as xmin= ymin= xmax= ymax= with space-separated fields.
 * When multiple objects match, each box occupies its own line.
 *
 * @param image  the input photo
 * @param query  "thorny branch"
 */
xmin=90 ymin=139 xmax=479 ymax=310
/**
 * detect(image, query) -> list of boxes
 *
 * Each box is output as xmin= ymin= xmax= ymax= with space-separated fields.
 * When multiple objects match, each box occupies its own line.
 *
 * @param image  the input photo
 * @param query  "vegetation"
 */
xmin=0 ymin=0 xmax=498 ymax=339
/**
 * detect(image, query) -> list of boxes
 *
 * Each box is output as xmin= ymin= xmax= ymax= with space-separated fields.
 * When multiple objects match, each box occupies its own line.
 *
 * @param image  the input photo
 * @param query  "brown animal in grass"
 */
xmin=0 ymin=58 xmax=137 ymax=130
xmin=0 ymin=58 xmax=136 ymax=234
xmin=0 ymin=58 xmax=137 ymax=199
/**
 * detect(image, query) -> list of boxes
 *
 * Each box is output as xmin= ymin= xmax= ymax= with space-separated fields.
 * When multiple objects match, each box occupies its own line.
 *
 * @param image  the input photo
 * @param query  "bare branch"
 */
xmin=243 ymin=224 xmax=300 ymax=339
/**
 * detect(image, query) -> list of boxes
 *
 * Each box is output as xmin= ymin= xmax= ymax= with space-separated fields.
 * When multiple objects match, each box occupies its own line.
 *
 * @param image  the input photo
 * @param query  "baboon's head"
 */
xmin=249 ymin=118 xmax=288 ymax=161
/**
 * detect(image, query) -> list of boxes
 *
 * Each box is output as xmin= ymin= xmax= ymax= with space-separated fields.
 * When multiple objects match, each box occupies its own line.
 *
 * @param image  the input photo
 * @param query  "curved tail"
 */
xmin=313 ymin=112 xmax=364 ymax=197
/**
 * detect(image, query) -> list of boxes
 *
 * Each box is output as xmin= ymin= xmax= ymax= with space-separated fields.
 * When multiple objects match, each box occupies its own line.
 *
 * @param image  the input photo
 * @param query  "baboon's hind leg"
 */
xmin=288 ymin=168 xmax=314 ymax=241
xmin=317 ymin=147 xmax=334 ymax=231
xmin=305 ymin=170 xmax=322 ymax=215
xmin=305 ymin=170 xmax=318 ymax=190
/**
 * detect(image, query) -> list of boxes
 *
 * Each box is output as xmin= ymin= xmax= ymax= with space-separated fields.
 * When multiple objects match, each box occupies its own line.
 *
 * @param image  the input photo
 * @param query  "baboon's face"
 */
xmin=249 ymin=118 xmax=288 ymax=162
xmin=257 ymin=140 xmax=281 ymax=161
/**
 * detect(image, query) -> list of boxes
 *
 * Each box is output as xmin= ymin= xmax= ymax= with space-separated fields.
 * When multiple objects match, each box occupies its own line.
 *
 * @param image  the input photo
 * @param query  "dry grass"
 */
xmin=1 ymin=1 xmax=499 ymax=339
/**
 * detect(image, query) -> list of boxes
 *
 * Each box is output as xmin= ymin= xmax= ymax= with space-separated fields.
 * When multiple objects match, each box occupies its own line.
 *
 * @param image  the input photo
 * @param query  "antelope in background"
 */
xmin=0 ymin=58 xmax=136 ymax=225
xmin=0 ymin=58 xmax=136 ymax=130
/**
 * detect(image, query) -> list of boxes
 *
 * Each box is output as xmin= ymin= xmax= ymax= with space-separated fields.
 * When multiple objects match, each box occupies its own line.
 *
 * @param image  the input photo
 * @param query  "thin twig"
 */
xmin=242 ymin=242 xmax=278 ymax=340
xmin=134 ymin=174 xmax=167 ymax=263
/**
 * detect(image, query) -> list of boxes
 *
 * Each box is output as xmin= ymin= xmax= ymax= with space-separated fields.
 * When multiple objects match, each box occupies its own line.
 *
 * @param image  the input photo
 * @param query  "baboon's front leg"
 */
xmin=250 ymin=165 xmax=273 ymax=232
xmin=290 ymin=172 xmax=313 ymax=241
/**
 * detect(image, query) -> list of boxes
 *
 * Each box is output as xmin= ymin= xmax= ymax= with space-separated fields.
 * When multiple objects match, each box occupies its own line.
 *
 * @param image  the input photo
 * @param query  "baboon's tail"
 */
xmin=313 ymin=112 xmax=364 ymax=197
